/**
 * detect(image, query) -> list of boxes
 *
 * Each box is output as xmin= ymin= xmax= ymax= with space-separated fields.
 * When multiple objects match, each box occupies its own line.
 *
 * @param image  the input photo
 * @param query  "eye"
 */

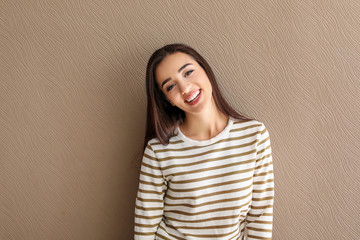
xmin=166 ymin=84 xmax=175 ymax=92
xmin=184 ymin=70 xmax=194 ymax=77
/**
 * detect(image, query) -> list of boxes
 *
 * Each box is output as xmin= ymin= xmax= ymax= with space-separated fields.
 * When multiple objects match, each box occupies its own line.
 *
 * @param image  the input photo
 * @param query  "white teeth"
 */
xmin=186 ymin=90 xmax=200 ymax=102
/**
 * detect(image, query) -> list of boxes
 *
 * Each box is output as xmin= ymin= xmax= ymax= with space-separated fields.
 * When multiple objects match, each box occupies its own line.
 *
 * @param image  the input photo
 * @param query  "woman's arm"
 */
xmin=134 ymin=143 xmax=167 ymax=240
xmin=246 ymin=123 xmax=275 ymax=239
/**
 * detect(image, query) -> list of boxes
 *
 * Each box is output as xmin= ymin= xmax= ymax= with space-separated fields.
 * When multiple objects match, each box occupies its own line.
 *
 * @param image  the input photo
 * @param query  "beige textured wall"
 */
xmin=1 ymin=0 xmax=359 ymax=239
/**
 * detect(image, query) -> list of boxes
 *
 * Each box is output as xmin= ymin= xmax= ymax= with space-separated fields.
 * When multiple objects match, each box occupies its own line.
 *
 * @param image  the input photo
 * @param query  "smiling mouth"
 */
xmin=185 ymin=90 xmax=201 ymax=103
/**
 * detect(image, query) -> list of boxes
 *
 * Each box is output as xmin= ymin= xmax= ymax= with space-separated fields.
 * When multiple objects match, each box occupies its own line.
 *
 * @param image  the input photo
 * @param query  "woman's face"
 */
xmin=155 ymin=52 xmax=213 ymax=115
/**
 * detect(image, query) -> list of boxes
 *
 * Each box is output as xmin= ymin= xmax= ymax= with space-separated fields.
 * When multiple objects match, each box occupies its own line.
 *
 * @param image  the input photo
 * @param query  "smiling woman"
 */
xmin=134 ymin=43 xmax=275 ymax=240
xmin=155 ymin=52 xmax=214 ymax=118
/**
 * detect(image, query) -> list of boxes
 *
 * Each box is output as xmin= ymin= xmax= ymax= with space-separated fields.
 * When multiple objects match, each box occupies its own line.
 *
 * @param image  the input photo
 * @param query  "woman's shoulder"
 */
xmin=231 ymin=117 xmax=265 ymax=128
xmin=231 ymin=117 xmax=270 ymax=136
xmin=145 ymin=136 xmax=179 ymax=150
xmin=145 ymin=138 xmax=160 ymax=148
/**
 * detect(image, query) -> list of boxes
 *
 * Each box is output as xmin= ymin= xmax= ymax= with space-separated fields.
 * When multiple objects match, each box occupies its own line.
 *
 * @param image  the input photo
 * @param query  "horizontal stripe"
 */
xmin=247 ymin=212 xmax=273 ymax=218
xmin=253 ymin=179 xmax=274 ymax=185
xmin=134 ymin=222 xmax=158 ymax=228
xmin=254 ymin=159 xmax=273 ymax=170
xmin=155 ymin=232 xmax=179 ymax=240
xmin=141 ymin=161 xmax=161 ymax=170
xmin=139 ymin=170 xmax=163 ymax=179
xmin=156 ymin=232 xmax=184 ymax=240
xmin=135 ymin=204 xmax=163 ymax=211
xmin=169 ymin=219 xmax=245 ymax=230
xmin=260 ymin=128 xmax=268 ymax=135
xmin=134 ymin=231 xmax=155 ymax=236
xmin=166 ymin=183 xmax=252 ymax=200
xmin=230 ymin=123 xmax=263 ymax=132
xmin=158 ymin=225 xmax=185 ymax=240
xmin=166 ymin=211 xmax=247 ymax=224
xmin=135 ymin=120 xmax=274 ymax=239
xmin=165 ymin=191 xmax=252 ymax=208
xmin=181 ymin=223 xmax=240 ymax=238
xmin=171 ymin=167 xmax=254 ymax=184
xmin=154 ymin=138 xmax=258 ymax=154
xmin=165 ymin=157 xmax=256 ymax=178
xmin=168 ymin=176 xmax=253 ymax=193
xmin=251 ymin=220 xmax=273 ymax=225
xmin=253 ymin=187 xmax=274 ymax=194
xmin=164 ymin=199 xmax=252 ymax=216
xmin=137 ymin=188 xmax=165 ymax=195
xmin=137 ymin=196 xmax=163 ymax=203
xmin=257 ymin=135 xmax=270 ymax=147
xmin=143 ymin=153 xmax=157 ymax=161
xmin=249 ymin=204 xmax=273 ymax=210
xmin=134 ymin=213 xmax=163 ymax=220
xmin=252 ymin=196 xmax=274 ymax=202
xmin=247 ymin=235 xmax=271 ymax=240
xmin=157 ymin=146 xmax=256 ymax=162
xmin=139 ymin=179 xmax=164 ymax=187
xmin=161 ymin=148 xmax=256 ymax=170
xmin=254 ymin=169 xmax=274 ymax=178
xmin=256 ymin=144 xmax=271 ymax=156
xmin=162 ymin=218 xmax=244 ymax=238
xmin=233 ymin=120 xmax=253 ymax=125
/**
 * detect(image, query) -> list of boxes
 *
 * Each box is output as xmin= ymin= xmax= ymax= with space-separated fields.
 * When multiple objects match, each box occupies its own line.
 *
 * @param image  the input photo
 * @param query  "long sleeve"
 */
xmin=246 ymin=123 xmax=275 ymax=239
xmin=134 ymin=143 xmax=167 ymax=239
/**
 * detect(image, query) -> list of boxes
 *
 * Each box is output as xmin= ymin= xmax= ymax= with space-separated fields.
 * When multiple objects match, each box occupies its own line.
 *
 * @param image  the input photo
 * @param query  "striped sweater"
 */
xmin=134 ymin=117 xmax=274 ymax=239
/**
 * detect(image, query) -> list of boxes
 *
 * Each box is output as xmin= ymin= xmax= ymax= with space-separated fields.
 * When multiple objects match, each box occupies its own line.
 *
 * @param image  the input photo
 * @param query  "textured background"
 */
xmin=1 ymin=0 xmax=359 ymax=239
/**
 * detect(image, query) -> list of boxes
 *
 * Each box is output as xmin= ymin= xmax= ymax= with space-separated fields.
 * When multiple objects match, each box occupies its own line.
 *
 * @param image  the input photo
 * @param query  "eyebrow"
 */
xmin=161 ymin=63 xmax=192 ymax=88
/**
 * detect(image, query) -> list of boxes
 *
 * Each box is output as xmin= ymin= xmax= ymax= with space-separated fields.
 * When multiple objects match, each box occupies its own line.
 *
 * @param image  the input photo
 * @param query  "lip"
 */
xmin=184 ymin=89 xmax=201 ymax=102
xmin=184 ymin=89 xmax=202 ymax=105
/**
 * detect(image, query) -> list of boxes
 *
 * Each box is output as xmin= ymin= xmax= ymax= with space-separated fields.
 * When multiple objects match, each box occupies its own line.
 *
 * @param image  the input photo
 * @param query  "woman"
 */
xmin=134 ymin=44 xmax=274 ymax=239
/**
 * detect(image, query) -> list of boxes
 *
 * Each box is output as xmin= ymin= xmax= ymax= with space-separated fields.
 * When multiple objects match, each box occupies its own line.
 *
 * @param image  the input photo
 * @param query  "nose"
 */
xmin=178 ymin=80 xmax=191 ymax=95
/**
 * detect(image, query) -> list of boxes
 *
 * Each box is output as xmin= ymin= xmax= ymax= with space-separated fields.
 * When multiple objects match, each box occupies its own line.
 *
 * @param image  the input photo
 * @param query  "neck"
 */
xmin=180 ymin=101 xmax=229 ymax=141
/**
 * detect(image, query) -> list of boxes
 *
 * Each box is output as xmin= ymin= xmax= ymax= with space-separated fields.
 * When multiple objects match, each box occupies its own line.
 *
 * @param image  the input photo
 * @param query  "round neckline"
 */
xmin=176 ymin=117 xmax=234 ymax=146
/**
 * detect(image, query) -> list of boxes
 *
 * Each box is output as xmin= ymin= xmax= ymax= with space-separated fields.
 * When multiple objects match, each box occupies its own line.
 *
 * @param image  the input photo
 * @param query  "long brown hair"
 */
xmin=144 ymin=43 xmax=253 ymax=149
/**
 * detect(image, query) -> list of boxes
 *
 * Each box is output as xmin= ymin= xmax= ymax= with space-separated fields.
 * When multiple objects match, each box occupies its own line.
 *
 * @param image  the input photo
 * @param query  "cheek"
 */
xmin=193 ymin=71 xmax=203 ymax=81
xmin=198 ymin=72 xmax=212 ymax=88
xmin=164 ymin=91 xmax=177 ymax=103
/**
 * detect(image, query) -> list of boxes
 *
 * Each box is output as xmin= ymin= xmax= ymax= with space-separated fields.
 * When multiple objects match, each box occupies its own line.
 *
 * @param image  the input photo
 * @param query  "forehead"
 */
xmin=155 ymin=52 xmax=197 ymax=81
